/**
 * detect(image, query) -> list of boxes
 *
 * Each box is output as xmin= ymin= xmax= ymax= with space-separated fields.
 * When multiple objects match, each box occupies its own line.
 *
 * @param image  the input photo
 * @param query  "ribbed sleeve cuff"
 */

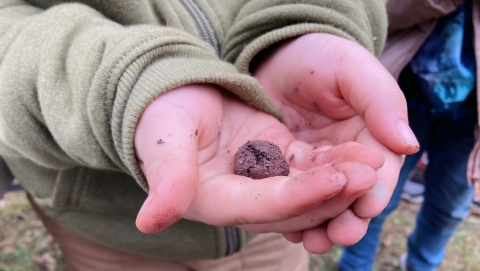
xmin=222 ymin=1 xmax=387 ymax=74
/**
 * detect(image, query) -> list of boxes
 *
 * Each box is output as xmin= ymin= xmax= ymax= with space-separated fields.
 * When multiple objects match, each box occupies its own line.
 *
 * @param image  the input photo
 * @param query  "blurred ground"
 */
xmin=0 ymin=192 xmax=65 ymax=271
xmin=309 ymin=201 xmax=480 ymax=271
xmin=1 ymin=191 xmax=480 ymax=271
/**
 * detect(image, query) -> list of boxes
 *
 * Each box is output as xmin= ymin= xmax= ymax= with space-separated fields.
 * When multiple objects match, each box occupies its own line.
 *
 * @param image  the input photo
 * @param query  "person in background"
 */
xmin=339 ymin=1 xmax=479 ymax=270
xmin=400 ymin=153 xmax=427 ymax=204
xmin=401 ymin=153 xmax=480 ymax=216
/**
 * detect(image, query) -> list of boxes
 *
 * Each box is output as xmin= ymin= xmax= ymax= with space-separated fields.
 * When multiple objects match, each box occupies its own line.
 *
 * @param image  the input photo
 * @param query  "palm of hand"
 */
xmin=253 ymin=33 xmax=409 ymax=248
xmin=271 ymin=91 xmax=367 ymax=147
xmin=254 ymin=33 xmax=385 ymax=147
xmin=134 ymin=84 xmax=382 ymax=246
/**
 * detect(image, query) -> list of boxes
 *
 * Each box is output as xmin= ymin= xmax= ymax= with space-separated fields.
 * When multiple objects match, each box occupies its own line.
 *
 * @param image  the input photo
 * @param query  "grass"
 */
xmin=0 ymin=192 xmax=65 ymax=271
xmin=2 ymin=191 xmax=480 ymax=271
xmin=309 ymin=201 xmax=480 ymax=271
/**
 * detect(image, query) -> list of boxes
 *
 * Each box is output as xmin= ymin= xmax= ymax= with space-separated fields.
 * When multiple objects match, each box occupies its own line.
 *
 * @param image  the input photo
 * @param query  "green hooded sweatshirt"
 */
xmin=0 ymin=0 xmax=387 ymax=261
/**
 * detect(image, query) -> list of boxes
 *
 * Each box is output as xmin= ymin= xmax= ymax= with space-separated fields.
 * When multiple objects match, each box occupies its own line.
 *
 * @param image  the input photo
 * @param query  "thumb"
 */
xmin=135 ymin=143 xmax=198 ymax=234
xmin=338 ymin=42 xmax=419 ymax=155
xmin=134 ymin=97 xmax=200 ymax=234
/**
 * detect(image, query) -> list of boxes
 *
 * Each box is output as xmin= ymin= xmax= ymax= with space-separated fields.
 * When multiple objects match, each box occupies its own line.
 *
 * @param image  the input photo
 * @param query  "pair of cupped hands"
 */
xmin=134 ymin=33 xmax=419 ymax=253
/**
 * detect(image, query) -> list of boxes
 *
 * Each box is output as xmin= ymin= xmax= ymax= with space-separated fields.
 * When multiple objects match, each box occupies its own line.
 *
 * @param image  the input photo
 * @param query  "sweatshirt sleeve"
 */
xmin=0 ymin=1 xmax=281 ymax=190
xmin=220 ymin=0 xmax=388 ymax=74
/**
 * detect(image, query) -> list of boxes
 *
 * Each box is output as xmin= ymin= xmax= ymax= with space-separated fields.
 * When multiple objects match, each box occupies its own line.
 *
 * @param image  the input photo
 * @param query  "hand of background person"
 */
xmin=133 ymin=84 xmax=385 ymax=253
xmin=253 ymin=33 xmax=420 ymax=252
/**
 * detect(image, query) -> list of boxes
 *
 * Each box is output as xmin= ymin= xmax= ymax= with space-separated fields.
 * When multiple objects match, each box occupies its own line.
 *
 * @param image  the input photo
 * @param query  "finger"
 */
xmin=352 ymin=178 xmax=391 ymax=218
xmin=327 ymin=209 xmax=370 ymax=246
xmin=338 ymin=42 xmax=419 ymax=155
xmin=134 ymin=100 xmax=200 ymax=234
xmin=184 ymin=166 xmax=346 ymax=226
xmin=330 ymin=144 xmax=384 ymax=170
xmin=303 ymin=224 xmax=335 ymax=254
xmin=352 ymin=129 xmax=404 ymax=218
xmin=287 ymin=141 xmax=384 ymax=173
xmin=240 ymin=161 xmax=376 ymax=233
xmin=309 ymin=161 xmax=377 ymax=217
xmin=286 ymin=141 xmax=359 ymax=170
xmin=283 ymin=232 xmax=303 ymax=243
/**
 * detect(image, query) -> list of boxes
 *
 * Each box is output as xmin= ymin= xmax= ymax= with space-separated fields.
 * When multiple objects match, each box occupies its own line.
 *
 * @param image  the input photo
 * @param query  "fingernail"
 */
xmin=138 ymin=193 xmax=154 ymax=217
xmin=396 ymin=120 xmax=419 ymax=149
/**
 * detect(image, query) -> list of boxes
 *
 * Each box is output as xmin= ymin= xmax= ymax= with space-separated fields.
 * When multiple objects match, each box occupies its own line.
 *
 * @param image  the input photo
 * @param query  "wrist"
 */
xmin=144 ymin=84 xmax=223 ymax=125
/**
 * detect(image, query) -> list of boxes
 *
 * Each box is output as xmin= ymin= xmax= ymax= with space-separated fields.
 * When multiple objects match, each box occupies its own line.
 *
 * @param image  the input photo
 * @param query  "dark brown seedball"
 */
xmin=234 ymin=140 xmax=289 ymax=179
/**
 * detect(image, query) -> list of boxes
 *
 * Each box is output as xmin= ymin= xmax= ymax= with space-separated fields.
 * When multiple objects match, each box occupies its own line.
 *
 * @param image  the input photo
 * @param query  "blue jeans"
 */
xmin=338 ymin=111 xmax=475 ymax=271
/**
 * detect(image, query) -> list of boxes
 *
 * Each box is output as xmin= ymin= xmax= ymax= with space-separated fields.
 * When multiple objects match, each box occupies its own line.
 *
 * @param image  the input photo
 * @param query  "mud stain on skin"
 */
xmin=289 ymin=154 xmax=295 ymax=162
xmin=151 ymin=208 xmax=182 ymax=233
xmin=313 ymin=101 xmax=322 ymax=112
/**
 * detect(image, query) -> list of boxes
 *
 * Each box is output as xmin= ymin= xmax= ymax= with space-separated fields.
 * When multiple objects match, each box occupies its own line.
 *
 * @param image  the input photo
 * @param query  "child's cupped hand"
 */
xmin=133 ymin=84 xmax=385 ymax=253
xmin=253 ymin=33 xmax=418 ymax=249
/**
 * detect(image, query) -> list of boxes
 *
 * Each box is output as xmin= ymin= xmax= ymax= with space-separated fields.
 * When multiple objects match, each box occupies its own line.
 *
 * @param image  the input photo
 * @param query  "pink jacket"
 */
xmin=380 ymin=0 xmax=480 ymax=198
